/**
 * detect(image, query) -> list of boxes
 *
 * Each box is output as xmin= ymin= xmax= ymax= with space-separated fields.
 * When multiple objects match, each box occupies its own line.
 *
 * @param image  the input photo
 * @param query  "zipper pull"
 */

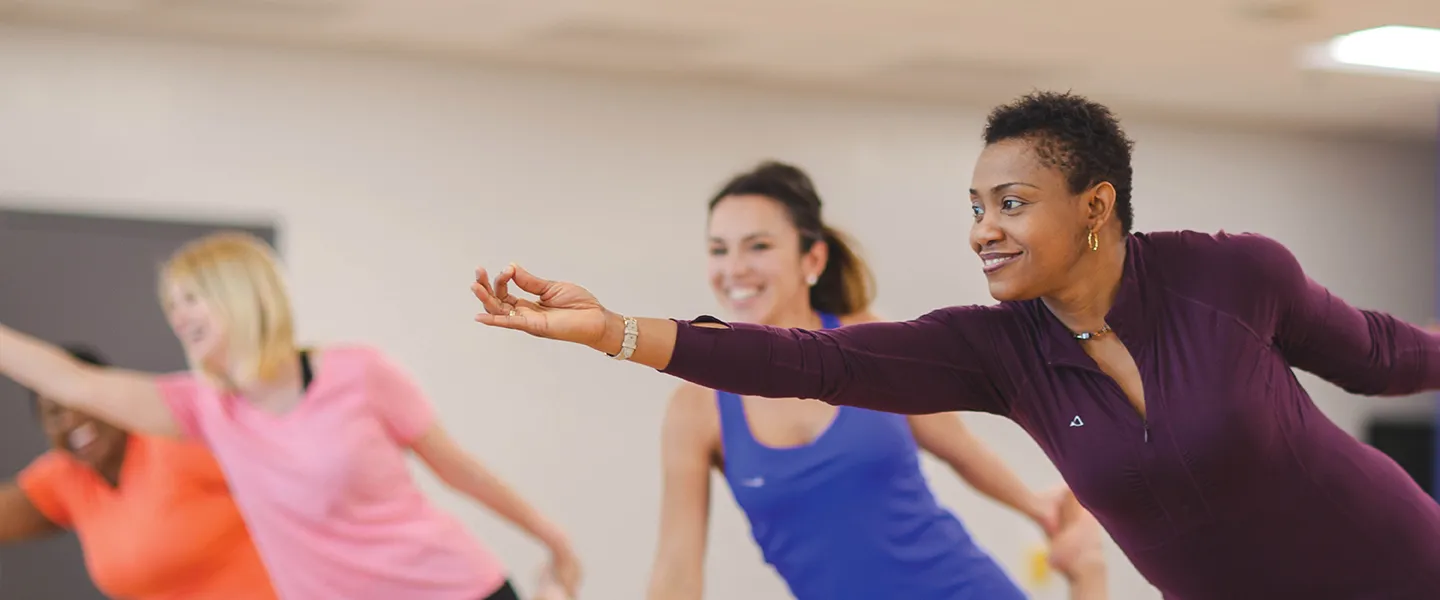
xmin=1144 ymin=422 xmax=1150 ymax=443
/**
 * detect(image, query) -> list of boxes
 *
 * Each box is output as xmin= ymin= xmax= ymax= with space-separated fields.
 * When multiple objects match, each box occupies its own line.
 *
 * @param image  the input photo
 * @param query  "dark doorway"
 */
xmin=0 ymin=207 xmax=276 ymax=599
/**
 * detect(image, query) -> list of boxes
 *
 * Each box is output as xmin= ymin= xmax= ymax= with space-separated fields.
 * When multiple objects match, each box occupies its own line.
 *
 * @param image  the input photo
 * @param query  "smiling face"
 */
xmin=969 ymin=138 xmax=1100 ymax=302
xmin=36 ymin=396 xmax=127 ymax=471
xmin=161 ymin=279 xmax=229 ymax=372
xmin=707 ymin=194 xmax=827 ymax=325
xmin=158 ymin=231 xmax=299 ymax=389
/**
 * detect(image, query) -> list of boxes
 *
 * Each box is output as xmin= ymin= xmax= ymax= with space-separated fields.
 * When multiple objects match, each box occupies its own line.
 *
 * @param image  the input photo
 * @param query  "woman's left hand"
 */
xmin=546 ymin=544 xmax=583 ymax=598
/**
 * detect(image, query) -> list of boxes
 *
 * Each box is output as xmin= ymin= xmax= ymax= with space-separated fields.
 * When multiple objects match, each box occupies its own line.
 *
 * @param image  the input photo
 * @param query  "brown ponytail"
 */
xmin=810 ymin=224 xmax=875 ymax=316
xmin=708 ymin=160 xmax=876 ymax=316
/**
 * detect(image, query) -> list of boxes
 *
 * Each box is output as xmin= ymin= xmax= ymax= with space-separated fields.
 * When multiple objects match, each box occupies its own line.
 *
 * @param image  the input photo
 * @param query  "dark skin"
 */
xmin=0 ymin=396 xmax=130 ymax=542
xmin=968 ymin=138 xmax=1145 ymax=420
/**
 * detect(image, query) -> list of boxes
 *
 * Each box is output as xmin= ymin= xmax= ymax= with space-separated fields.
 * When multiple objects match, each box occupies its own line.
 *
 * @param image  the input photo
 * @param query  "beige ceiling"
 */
xmin=2 ymin=0 xmax=1438 ymax=140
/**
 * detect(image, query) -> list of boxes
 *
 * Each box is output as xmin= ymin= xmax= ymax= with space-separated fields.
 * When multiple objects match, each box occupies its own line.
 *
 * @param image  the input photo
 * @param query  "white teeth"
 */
xmin=984 ymin=255 xmax=1018 ymax=268
xmin=69 ymin=424 xmax=97 ymax=450
xmin=728 ymin=288 xmax=759 ymax=301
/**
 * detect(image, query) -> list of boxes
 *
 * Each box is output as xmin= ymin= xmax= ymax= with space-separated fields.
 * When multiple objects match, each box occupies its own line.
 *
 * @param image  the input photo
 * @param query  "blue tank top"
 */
xmin=716 ymin=313 xmax=1027 ymax=600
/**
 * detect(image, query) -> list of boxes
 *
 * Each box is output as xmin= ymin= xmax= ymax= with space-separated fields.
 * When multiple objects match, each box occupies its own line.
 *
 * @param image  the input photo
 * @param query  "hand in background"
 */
xmin=552 ymin=544 xmax=583 ymax=597
xmin=532 ymin=562 xmax=575 ymax=600
xmin=1031 ymin=486 xmax=1067 ymax=538
xmin=1048 ymin=487 xmax=1105 ymax=581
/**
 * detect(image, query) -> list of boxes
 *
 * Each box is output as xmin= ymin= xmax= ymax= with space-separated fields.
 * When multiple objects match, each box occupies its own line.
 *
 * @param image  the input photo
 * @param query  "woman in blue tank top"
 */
xmin=645 ymin=161 xmax=1107 ymax=600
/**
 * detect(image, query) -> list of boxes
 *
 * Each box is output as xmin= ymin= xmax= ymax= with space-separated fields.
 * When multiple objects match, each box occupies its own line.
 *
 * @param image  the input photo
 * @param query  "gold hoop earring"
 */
xmin=1087 ymin=229 xmax=1099 ymax=252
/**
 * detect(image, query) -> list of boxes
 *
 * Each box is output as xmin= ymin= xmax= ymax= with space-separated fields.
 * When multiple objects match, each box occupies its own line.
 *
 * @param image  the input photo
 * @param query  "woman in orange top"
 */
xmin=0 ymin=345 xmax=277 ymax=600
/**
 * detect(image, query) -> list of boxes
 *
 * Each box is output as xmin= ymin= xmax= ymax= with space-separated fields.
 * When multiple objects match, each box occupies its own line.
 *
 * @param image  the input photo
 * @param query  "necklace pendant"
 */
xmin=1073 ymin=324 xmax=1112 ymax=341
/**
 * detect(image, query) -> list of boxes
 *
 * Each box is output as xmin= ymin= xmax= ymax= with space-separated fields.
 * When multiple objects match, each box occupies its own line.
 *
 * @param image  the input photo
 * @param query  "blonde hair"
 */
xmin=159 ymin=231 xmax=296 ymax=390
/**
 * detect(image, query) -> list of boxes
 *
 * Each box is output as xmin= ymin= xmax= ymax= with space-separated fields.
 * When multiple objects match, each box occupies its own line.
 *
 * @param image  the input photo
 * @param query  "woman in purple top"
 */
xmin=471 ymin=91 xmax=1440 ymax=599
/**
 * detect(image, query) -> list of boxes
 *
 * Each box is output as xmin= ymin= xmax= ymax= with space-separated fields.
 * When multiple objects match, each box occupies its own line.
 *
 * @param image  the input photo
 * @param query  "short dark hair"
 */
xmin=708 ymin=161 xmax=876 ymax=316
xmin=982 ymin=91 xmax=1136 ymax=234
xmin=29 ymin=344 xmax=110 ymax=410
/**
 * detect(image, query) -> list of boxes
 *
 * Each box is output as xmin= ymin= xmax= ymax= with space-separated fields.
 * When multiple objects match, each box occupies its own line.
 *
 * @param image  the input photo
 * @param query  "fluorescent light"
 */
xmin=1324 ymin=25 xmax=1440 ymax=75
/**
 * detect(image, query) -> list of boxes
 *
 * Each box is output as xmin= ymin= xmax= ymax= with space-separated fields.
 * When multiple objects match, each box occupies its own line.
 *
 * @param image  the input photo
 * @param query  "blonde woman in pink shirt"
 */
xmin=0 ymin=232 xmax=581 ymax=600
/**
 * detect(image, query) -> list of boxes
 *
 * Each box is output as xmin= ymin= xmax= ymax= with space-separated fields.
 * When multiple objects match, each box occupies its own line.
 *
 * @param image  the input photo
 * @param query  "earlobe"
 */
xmin=803 ymin=239 xmax=829 ymax=284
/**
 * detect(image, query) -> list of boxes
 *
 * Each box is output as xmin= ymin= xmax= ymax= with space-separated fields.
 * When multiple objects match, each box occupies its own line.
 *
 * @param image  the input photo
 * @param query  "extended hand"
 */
xmin=530 ymin=546 xmax=581 ymax=600
xmin=1047 ymin=488 xmax=1105 ymax=580
xmin=472 ymin=263 xmax=612 ymax=348
xmin=1031 ymin=485 xmax=1068 ymax=538
xmin=550 ymin=546 xmax=583 ymax=598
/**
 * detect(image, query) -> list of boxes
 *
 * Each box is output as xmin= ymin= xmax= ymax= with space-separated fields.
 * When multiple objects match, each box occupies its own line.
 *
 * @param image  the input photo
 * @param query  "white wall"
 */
xmin=1 ymin=26 xmax=1434 ymax=600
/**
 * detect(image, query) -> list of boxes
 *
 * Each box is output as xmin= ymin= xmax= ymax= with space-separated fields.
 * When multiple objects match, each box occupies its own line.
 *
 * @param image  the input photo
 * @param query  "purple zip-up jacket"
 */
xmin=660 ymin=230 xmax=1440 ymax=599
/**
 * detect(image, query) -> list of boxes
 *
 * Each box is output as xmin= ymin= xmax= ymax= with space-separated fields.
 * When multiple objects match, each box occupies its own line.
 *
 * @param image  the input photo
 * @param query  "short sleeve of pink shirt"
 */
xmin=359 ymin=348 xmax=438 ymax=445
xmin=155 ymin=373 xmax=210 ymax=442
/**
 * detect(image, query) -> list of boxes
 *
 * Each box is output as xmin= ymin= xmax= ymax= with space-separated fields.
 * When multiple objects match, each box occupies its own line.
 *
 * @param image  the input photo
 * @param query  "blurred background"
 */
xmin=0 ymin=1 xmax=1436 ymax=599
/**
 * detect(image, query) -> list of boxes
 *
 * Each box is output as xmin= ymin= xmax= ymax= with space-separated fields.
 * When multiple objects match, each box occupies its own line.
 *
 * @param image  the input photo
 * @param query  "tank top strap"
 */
xmin=818 ymin=312 xmax=841 ymax=330
xmin=714 ymin=389 xmax=749 ymax=441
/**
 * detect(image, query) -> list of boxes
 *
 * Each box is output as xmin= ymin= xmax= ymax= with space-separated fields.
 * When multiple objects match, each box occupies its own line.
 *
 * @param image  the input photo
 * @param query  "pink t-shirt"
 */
xmin=156 ymin=345 xmax=507 ymax=600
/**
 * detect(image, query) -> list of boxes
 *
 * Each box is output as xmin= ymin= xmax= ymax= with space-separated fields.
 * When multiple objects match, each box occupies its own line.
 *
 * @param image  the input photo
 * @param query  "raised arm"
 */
xmin=0 ymin=483 xmax=61 ymax=543
xmin=1236 ymin=235 xmax=1440 ymax=395
xmin=647 ymin=385 xmax=720 ymax=600
xmin=0 ymin=325 xmax=179 ymax=436
xmin=472 ymin=265 xmax=1012 ymax=416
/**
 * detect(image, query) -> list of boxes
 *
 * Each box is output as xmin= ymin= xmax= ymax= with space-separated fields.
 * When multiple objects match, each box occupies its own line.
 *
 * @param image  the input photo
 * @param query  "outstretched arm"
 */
xmin=362 ymin=347 xmax=581 ymax=596
xmin=647 ymin=386 xmax=719 ymax=600
xmin=473 ymin=264 xmax=1014 ymax=416
xmin=656 ymin=312 xmax=1009 ymax=415
xmin=412 ymin=425 xmax=581 ymax=595
xmin=1237 ymin=235 xmax=1440 ymax=395
xmin=0 ymin=325 xmax=179 ymax=436
xmin=909 ymin=413 xmax=1054 ymax=534
xmin=0 ymin=483 xmax=61 ymax=543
